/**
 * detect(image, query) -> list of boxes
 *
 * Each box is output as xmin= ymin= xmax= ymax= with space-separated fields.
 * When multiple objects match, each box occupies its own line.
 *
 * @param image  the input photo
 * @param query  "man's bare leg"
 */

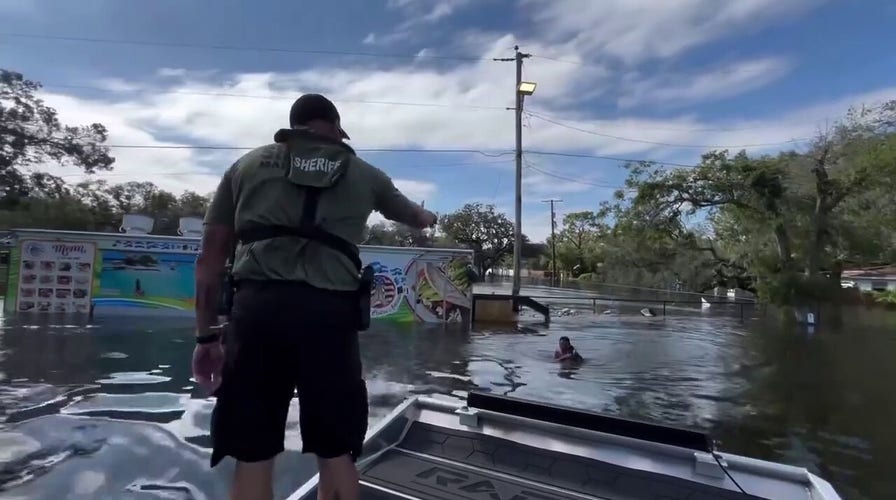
xmin=231 ymin=459 xmax=275 ymax=500
xmin=317 ymin=455 xmax=360 ymax=500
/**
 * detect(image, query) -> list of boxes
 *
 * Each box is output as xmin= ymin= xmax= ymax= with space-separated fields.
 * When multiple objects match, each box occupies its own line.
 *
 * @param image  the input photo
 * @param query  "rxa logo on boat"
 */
xmin=414 ymin=466 xmax=558 ymax=500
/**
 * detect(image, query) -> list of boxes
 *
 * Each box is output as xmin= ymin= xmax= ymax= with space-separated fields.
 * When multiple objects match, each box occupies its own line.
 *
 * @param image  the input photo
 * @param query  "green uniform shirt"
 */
xmin=204 ymin=128 xmax=422 ymax=291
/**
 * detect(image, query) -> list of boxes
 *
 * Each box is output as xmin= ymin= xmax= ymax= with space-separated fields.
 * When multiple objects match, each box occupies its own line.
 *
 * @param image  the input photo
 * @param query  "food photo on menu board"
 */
xmin=16 ymin=240 xmax=96 ymax=314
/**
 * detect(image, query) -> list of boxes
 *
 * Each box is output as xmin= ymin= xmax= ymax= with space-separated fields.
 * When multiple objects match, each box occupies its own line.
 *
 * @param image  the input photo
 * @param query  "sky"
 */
xmin=1 ymin=0 xmax=894 ymax=242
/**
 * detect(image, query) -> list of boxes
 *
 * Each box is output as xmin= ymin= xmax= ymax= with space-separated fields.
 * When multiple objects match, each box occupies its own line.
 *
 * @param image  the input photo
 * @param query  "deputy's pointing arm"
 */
xmin=372 ymin=168 xmax=436 ymax=229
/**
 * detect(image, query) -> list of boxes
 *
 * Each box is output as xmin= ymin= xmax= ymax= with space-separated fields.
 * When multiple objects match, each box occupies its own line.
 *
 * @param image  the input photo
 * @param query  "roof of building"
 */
xmin=842 ymin=265 xmax=896 ymax=279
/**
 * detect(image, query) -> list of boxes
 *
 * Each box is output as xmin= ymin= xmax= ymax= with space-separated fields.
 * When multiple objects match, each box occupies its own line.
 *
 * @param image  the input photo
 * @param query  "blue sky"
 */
xmin=1 ymin=0 xmax=894 ymax=241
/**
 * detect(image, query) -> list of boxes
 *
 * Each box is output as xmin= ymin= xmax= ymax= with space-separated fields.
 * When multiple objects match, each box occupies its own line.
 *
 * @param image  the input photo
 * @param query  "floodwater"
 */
xmin=0 ymin=290 xmax=894 ymax=500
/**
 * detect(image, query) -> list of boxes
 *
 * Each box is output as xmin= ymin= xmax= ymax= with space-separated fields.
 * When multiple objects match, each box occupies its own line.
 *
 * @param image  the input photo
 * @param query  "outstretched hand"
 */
xmin=419 ymin=209 xmax=438 ymax=228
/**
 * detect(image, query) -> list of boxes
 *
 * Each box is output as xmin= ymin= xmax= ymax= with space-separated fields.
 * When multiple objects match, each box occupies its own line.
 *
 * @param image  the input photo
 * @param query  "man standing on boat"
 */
xmin=193 ymin=93 xmax=437 ymax=500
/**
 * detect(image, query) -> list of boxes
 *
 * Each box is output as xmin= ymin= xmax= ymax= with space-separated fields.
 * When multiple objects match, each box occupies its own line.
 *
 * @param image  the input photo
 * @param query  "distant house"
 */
xmin=841 ymin=266 xmax=896 ymax=292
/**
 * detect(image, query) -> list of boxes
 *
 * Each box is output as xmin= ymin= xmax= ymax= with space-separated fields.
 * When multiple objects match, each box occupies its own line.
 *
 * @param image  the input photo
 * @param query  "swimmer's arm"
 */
xmin=555 ymin=349 xmax=572 ymax=361
xmin=195 ymin=167 xmax=236 ymax=337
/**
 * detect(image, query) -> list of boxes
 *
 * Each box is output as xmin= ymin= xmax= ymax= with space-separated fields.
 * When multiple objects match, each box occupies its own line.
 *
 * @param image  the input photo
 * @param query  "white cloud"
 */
xmin=394 ymin=179 xmax=437 ymax=203
xmin=523 ymin=0 xmax=824 ymax=65
xmin=618 ymin=56 xmax=793 ymax=109
xmin=386 ymin=0 xmax=472 ymax=24
xmin=22 ymin=0 xmax=893 ymax=243
xmin=35 ymin=64 xmax=895 ymax=239
xmin=364 ymin=0 xmax=475 ymax=46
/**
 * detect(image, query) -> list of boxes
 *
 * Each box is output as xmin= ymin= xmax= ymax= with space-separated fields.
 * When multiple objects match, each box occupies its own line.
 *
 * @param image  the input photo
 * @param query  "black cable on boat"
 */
xmin=712 ymin=451 xmax=749 ymax=496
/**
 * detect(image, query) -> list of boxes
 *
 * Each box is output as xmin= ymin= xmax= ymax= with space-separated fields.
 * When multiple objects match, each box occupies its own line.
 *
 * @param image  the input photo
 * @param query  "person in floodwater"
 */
xmin=554 ymin=336 xmax=584 ymax=363
xmin=194 ymin=93 xmax=436 ymax=500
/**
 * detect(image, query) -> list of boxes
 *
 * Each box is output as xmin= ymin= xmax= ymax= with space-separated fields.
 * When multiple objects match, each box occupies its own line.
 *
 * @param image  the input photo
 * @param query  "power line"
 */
xmin=55 ymin=158 xmax=513 ymax=179
xmin=104 ymin=143 xmax=516 ymax=157
xmin=46 ymin=83 xmax=810 ymax=134
xmin=523 ymin=150 xmax=697 ymax=168
xmin=100 ymin=142 xmax=705 ymax=168
xmin=527 ymin=107 xmax=808 ymax=133
xmin=42 ymin=83 xmax=509 ymax=111
xmin=524 ymin=161 xmax=625 ymax=190
xmin=525 ymin=110 xmax=811 ymax=149
xmin=0 ymin=32 xmax=489 ymax=62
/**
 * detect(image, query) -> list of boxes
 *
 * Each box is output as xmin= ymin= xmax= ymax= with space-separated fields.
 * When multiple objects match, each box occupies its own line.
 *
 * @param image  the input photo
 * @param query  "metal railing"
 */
xmin=522 ymin=293 xmax=758 ymax=322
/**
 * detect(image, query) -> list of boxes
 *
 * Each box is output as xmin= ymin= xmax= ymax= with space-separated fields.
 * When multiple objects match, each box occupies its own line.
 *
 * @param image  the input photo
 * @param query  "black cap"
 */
xmin=289 ymin=94 xmax=350 ymax=140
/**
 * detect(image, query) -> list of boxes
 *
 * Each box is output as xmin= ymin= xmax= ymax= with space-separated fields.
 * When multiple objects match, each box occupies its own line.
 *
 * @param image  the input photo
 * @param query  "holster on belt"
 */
xmin=357 ymin=264 xmax=375 ymax=331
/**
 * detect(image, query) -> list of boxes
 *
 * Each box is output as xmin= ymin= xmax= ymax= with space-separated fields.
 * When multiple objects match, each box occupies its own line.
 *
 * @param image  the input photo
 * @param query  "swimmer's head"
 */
xmin=559 ymin=336 xmax=571 ymax=349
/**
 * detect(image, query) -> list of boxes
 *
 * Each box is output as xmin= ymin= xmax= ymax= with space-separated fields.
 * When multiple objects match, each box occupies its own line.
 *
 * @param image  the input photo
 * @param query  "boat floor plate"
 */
xmin=379 ymin=422 xmax=763 ymax=500
xmin=362 ymin=449 xmax=582 ymax=499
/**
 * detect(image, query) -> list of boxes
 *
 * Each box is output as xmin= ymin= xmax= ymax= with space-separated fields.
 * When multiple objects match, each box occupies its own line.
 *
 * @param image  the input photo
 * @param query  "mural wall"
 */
xmin=93 ymin=250 xmax=197 ymax=312
xmin=3 ymin=231 xmax=475 ymax=323
xmin=367 ymin=251 xmax=475 ymax=323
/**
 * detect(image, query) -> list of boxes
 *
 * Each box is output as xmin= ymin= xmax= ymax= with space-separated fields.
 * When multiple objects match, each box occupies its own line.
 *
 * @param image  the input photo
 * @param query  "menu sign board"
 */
xmin=16 ymin=240 xmax=96 ymax=314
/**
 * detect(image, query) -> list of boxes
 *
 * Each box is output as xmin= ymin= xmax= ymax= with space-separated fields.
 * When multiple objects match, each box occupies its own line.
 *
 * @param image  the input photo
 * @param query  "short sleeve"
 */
xmin=204 ymin=164 xmax=236 ymax=227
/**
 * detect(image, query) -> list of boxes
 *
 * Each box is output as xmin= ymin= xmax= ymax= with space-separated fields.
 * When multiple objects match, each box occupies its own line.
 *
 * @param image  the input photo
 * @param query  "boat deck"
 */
xmin=353 ymin=422 xmax=763 ymax=500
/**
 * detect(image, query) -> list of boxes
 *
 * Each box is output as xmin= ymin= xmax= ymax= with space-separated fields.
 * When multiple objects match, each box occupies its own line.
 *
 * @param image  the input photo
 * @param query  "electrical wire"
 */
xmin=525 ymin=110 xmax=811 ymax=149
xmin=0 ymin=32 xmax=489 ymax=62
xmin=523 ymin=159 xmax=626 ymax=190
xmin=95 ymin=142 xmax=699 ymax=168
xmin=102 ymin=144 xmax=516 ymax=157
xmin=41 ymin=83 xmax=509 ymax=111
xmin=55 ymin=158 xmax=514 ymax=179
xmin=523 ymin=150 xmax=698 ymax=168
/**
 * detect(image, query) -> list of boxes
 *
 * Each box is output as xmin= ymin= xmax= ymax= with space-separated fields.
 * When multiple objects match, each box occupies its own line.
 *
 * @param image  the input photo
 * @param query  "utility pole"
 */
xmin=541 ymin=198 xmax=563 ymax=287
xmin=496 ymin=45 xmax=531 ymax=296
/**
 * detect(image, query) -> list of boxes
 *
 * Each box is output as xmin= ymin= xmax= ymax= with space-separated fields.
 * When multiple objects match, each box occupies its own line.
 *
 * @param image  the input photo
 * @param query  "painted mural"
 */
xmin=2 ymin=230 xmax=474 ymax=323
xmin=92 ymin=250 xmax=196 ymax=313
xmin=404 ymin=256 xmax=475 ymax=323
xmin=365 ymin=251 xmax=475 ymax=323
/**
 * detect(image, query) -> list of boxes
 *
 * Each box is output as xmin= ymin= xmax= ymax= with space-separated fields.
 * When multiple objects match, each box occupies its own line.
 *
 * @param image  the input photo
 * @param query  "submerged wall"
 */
xmin=3 ymin=229 xmax=474 ymax=324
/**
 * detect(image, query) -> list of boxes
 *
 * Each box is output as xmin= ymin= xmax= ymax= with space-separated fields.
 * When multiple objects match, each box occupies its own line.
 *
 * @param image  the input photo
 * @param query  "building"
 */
xmin=841 ymin=266 xmax=896 ymax=292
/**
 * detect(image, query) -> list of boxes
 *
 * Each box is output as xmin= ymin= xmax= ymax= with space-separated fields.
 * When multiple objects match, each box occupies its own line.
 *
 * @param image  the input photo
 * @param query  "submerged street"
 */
xmin=0 ymin=293 xmax=893 ymax=500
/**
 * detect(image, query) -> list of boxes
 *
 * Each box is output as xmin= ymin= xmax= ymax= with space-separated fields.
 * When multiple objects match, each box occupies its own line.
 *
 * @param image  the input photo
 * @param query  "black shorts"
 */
xmin=210 ymin=280 xmax=368 ymax=467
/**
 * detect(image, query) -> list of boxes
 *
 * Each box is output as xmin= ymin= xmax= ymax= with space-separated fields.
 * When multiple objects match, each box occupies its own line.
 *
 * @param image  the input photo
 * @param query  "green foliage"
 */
xmin=363 ymin=221 xmax=437 ymax=248
xmin=0 ymin=180 xmax=211 ymax=235
xmin=438 ymin=202 xmax=517 ymax=276
xmin=872 ymin=290 xmax=896 ymax=305
xmin=537 ymin=100 xmax=896 ymax=305
xmin=1 ymin=69 xmax=114 ymax=208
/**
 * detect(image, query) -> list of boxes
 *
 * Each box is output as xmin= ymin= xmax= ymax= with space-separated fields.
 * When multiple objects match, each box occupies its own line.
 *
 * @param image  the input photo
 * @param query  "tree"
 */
xmin=1 ymin=69 xmax=114 ymax=208
xmin=439 ymin=202 xmax=514 ymax=276
xmin=609 ymin=100 xmax=896 ymax=305
xmin=554 ymin=210 xmax=607 ymax=275
xmin=0 ymin=178 xmax=212 ymax=235
xmin=363 ymin=221 xmax=434 ymax=247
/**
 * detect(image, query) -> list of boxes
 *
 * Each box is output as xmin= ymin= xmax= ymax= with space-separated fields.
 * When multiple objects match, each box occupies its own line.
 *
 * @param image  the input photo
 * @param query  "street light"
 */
xmin=518 ymin=81 xmax=537 ymax=96
xmin=511 ymin=53 xmax=536 ymax=297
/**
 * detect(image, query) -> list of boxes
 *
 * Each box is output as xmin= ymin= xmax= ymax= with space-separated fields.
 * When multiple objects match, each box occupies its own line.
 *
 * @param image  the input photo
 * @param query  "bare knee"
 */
xmin=317 ymin=455 xmax=360 ymax=500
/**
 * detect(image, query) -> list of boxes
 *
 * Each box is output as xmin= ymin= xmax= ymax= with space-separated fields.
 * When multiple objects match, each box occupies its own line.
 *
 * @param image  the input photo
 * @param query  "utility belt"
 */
xmin=218 ymin=264 xmax=374 ymax=331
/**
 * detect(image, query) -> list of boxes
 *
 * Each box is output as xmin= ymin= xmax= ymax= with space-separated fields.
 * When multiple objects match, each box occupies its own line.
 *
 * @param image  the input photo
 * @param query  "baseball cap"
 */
xmin=289 ymin=93 xmax=350 ymax=140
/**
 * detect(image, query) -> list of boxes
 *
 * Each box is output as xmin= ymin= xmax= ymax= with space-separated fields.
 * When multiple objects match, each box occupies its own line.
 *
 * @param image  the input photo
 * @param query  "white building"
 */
xmin=841 ymin=266 xmax=896 ymax=292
